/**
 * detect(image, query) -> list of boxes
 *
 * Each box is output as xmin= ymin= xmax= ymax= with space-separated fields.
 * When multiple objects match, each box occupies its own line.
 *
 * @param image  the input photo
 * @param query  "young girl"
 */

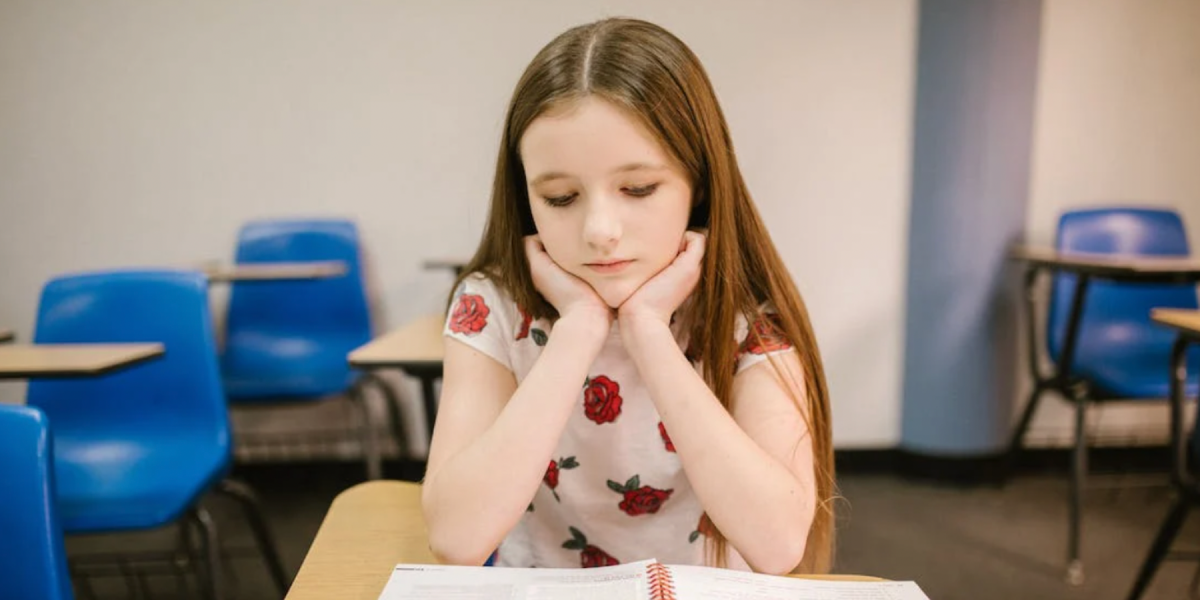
xmin=421 ymin=17 xmax=834 ymax=575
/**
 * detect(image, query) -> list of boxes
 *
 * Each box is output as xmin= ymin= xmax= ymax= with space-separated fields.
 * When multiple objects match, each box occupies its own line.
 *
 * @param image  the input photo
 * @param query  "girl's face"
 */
xmin=520 ymin=97 xmax=693 ymax=308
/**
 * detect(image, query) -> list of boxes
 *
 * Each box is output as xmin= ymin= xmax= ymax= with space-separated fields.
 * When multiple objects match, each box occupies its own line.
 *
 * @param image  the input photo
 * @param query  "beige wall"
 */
xmin=0 ymin=1 xmax=919 ymax=453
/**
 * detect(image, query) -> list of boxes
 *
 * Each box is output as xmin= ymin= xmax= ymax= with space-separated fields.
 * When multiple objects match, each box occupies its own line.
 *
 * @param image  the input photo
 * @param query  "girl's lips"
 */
xmin=586 ymin=259 xmax=633 ymax=274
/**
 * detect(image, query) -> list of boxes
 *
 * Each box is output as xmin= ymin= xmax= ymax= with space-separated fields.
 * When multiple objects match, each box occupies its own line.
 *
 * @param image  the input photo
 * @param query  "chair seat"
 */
xmin=1069 ymin=322 xmax=1200 ymax=399
xmin=221 ymin=331 xmax=363 ymax=401
xmin=53 ymin=435 xmax=228 ymax=533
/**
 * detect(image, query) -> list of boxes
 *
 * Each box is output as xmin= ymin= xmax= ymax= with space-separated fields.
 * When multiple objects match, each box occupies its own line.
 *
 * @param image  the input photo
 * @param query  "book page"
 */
xmin=667 ymin=565 xmax=932 ymax=600
xmin=378 ymin=560 xmax=655 ymax=600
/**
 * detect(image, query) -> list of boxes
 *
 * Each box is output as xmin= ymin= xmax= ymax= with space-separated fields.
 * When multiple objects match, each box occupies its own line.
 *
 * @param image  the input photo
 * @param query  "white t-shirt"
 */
xmin=442 ymin=274 xmax=796 ymax=570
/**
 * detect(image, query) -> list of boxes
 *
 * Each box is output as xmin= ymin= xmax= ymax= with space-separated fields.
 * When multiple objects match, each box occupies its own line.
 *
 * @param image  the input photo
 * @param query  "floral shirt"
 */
xmin=443 ymin=274 xmax=795 ymax=569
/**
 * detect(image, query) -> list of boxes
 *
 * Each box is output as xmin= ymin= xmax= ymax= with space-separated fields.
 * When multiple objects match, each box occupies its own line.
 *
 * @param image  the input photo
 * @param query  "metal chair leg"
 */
xmin=1126 ymin=495 xmax=1190 ymax=600
xmin=362 ymin=371 xmax=407 ymax=460
xmin=191 ymin=506 xmax=225 ymax=600
xmin=217 ymin=479 xmax=291 ymax=596
xmin=1007 ymin=382 xmax=1046 ymax=475
xmin=1067 ymin=391 xmax=1088 ymax=585
xmin=349 ymin=381 xmax=383 ymax=480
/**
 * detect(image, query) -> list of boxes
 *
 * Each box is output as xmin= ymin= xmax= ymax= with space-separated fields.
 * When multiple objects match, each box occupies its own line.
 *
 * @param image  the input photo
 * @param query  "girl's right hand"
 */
xmin=525 ymin=236 xmax=614 ymax=334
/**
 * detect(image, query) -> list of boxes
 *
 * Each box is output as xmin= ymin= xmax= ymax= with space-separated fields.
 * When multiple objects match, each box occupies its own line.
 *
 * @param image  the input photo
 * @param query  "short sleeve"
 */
xmin=443 ymin=274 xmax=517 ymax=372
xmin=734 ymin=306 xmax=797 ymax=374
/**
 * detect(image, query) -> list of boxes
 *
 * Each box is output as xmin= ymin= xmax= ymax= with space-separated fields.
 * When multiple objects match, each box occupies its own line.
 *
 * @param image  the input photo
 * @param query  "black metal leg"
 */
xmin=362 ymin=371 xmax=407 ymax=461
xmin=191 ymin=507 xmax=225 ymax=600
xmin=1007 ymin=383 xmax=1046 ymax=473
xmin=420 ymin=374 xmax=438 ymax=439
xmin=349 ymin=381 xmax=383 ymax=480
xmin=1067 ymin=389 xmax=1088 ymax=585
xmin=218 ymin=479 xmax=291 ymax=596
xmin=1126 ymin=495 xmax=1190 ymax=600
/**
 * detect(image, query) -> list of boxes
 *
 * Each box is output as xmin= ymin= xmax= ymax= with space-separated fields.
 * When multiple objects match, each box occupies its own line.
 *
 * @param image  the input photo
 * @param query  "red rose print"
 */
xmin=689 ymin=513 xmax=716 ymax=543
xmin=516 ymin=307 xmax=533 ymax=340
xmin=449 ymin=294 xmax=490 ymax=335
xmin=562 ymin=526 xmax=619 ymax=568
xmin=543 ymin=456 xmax=578 ymax=501
xmin=606 ymin=475 xmax=674 ymax=516
xmin=741 ymin=313 xmax=792 ymax=355
xmin=583 ymin=375 xmax=623 ymax=424
xmin=658 ymin=421 xmax=676 ymax=453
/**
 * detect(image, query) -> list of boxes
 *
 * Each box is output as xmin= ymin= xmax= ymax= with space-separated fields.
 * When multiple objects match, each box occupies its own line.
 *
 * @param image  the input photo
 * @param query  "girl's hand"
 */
xmin=618 ymin=231 xmax=706 ymax=330
xmin=526 ymin=236 xmax=614 ymax=334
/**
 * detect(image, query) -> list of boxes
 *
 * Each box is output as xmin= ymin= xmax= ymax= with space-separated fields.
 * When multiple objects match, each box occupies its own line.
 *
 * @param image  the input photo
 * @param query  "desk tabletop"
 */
xmin=286 ymin=481 xmax=883 ymax=600
xmin=1152 ymin=309 xmax=1200 ymax=339
xmin=0 ymin=329 xmax=13 ymax=343
xmin=349 ymin=314 xmax=445 ymax=368
xmin=1009 ymin=245 xmax=1200 ymax=281
xmin=0 ymin=343 xmax=165 ymax=379
xmin=201 ymin=261 xmax=348 ymax=283
xmin=422 ymin=258 xmax=470 ymax=272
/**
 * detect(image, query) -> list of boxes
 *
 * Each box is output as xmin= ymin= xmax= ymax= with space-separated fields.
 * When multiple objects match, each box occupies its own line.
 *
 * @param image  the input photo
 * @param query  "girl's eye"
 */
xmin=623 ymin=183 xmax=660 ymax=198
xmin=542 ymin=193 xmax=578 ymax=207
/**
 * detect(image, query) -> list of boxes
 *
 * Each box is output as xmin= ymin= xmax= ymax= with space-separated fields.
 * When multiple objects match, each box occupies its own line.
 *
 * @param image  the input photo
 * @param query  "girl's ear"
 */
xmin=688 ymin=188 xmax=710 ymax=229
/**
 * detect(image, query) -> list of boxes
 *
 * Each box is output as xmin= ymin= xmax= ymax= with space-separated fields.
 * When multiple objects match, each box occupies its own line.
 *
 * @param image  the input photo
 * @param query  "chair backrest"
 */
xmin=0 ymin=405 xmax=74 ymax=600
xmin=1047 ymin=207 xmax=1199 ymax=361
xmin=26 ymin=270 xmax=230 ymax=465
xmin=225 ymin=219 xmax=372 ymax=345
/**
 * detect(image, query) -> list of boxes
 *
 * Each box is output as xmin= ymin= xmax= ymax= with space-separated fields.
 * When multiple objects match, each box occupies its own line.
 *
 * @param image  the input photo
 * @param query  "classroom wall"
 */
xmin=0 ymin=1 xmax=919 ymax=454
xmin=1019 ymin=0 xmax=1200 ymax=447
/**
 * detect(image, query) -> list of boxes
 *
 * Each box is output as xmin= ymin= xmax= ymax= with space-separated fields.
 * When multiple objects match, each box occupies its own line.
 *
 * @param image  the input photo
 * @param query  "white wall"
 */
xmin=1021 ymin=0 xmax=1200 ymax=446
xmin=0 ymin=1 xmax=918 ymax=452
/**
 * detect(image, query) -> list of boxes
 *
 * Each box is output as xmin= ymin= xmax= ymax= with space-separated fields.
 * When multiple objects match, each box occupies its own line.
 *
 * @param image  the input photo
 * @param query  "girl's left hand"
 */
xmin=618 ymin=231 xmax=706 ymax=329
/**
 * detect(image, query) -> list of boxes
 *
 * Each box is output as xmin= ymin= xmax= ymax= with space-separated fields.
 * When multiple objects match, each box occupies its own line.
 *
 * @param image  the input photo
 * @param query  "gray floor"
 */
xmin=66 ymin=467 xmax=1199 ymax=600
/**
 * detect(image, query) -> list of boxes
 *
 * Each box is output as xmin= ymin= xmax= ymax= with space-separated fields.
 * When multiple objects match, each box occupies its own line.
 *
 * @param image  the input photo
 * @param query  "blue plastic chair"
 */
xmin=1046 ymin=208 xmax=1200 ymax=399
xmin=27 ymin=270 xmax=289 ymax=599
xmin=0 ymin=405 xmax=73 ymax=600
xmin=220 ymin=219 xmax=400 ymax=479
xmin=1010 ymin=207 xmax=1200 ymax=582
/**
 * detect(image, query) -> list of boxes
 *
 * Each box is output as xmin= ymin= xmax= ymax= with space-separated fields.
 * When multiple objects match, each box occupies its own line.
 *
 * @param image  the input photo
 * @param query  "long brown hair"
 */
xmin=451 ymin=17 xmax=835 ymax=573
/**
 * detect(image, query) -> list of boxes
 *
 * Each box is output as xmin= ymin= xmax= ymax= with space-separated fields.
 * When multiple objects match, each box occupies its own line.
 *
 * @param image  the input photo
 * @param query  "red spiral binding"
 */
xmin=646 ymin=563 xmax=677 ymax=600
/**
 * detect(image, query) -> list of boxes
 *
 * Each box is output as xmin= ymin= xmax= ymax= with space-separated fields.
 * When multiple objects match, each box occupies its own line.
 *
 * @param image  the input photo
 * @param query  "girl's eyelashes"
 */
xmin=623 ymin=183 xmax=660 ymax=198
xmin=542 ymin=193 xmax=578 ymax=207
xmin=539 ymin=183 xmax=660 ymax=207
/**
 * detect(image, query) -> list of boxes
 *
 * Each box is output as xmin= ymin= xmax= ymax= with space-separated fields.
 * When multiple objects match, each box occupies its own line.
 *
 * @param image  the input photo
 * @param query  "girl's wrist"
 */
xmin=553 ymin=310 xmax=612 ymax=351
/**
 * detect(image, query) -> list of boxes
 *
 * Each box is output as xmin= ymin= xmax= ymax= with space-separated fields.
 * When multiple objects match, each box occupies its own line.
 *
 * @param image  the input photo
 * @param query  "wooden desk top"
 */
xmin=202 ymin=261 xmax=348 ymax=283
xmin=0 ymin=343 xmax=165 ymax=379
xmin=0 ymin=329 xmax=13 ymax=343
xmin=1009 ymin=245 xmax=1200 ymax=282
xmin=286 ymin=481 xmax=882 ymax=600
xmin=422 ymin=258 xmax=469 ymax=272
xmin=1152 ymin=309 xmax=1200 ymax=339
xmin=348 ymin=314 xmax=445 ymax=369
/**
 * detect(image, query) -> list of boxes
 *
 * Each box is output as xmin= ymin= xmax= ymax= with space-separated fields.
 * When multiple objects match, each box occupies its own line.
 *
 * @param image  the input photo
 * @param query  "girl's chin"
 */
xmin=588 ymin=278 xmax=645 ymax=309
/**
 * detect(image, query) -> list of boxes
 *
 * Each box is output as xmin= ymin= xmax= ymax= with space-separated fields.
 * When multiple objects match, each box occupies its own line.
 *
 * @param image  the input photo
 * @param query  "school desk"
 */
xmin=200 ymin=260 xmax=348 ymax=283
xmin=0 ymin=343 xmax=165 ymax=380
xmin=285 ymin=480 xmax=883 ymax=600
xmin=348 ymin=314 xmax=444 ymax=437
xmin=1008 ymin=244 xmax=1200 ymax=581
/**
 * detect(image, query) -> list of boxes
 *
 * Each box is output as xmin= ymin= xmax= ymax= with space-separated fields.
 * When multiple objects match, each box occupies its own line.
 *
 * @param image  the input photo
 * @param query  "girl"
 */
xmin=422 ymin=17 xmax=835 ymax=575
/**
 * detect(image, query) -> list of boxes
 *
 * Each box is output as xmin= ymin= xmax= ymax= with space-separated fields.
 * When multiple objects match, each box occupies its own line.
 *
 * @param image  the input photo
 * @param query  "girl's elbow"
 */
xmin=426 ymin=525 xmax=493 ymax=567
xmin=749 ymin=535 xmax=807 ymax=576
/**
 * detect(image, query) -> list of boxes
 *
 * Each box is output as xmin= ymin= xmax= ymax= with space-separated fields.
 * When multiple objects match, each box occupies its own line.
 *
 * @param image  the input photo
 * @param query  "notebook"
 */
xmin=378 ymin=559 xmax=932 ymax=599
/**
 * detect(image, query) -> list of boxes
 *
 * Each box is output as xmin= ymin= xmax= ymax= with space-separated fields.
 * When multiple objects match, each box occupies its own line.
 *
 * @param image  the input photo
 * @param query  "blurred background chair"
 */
xmin=1009 ymin=207 xmax=1200 ymax=582
xmin=220 ymin=219 xmax=402 ymax=480
xmin=0 ymin=404 xmax=74 ymax=600
xmin=27 ymin=269 xmax=290 ymax=599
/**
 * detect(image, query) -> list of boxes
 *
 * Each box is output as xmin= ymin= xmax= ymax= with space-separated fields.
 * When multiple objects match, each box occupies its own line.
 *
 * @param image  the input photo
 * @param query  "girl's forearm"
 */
xmin=621 ymin=318 xmax=813 ymax=574
xmin=423 ymin=316 xmax=607 ymax=565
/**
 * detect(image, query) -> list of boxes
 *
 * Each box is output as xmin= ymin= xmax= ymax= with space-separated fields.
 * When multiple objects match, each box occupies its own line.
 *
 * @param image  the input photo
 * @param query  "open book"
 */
xmin=378 ymin=559 xmax=931 ymax=600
